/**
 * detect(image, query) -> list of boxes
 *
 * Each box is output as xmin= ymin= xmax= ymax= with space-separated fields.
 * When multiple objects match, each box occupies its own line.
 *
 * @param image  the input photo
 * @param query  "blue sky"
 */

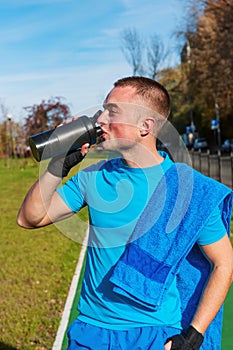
xmin=0 ymin=0 xmax=185 ymax=122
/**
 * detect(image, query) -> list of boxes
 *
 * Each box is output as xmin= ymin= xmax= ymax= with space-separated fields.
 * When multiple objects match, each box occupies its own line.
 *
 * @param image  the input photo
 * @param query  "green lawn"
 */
xmin=222 ymin=284 xmax=233 ymax=350
xmin=0 ymin=158 xmax=87 ymax=350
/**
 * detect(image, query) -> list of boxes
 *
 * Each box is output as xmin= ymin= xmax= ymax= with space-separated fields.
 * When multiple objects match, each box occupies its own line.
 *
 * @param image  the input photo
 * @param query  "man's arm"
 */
xmin=17 ymin=171 xmax=74 ymax=228
xmin=17 ymin=143 xmax=90 ymax=229
xmin=191 ymin=233 xmax=233 ymax=333
xmin=165 ymin=233 xmax=233 ymax=350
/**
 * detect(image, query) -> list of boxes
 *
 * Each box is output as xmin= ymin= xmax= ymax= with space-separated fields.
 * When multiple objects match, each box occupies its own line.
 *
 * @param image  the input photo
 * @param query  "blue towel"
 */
xmin=110 ymin=163 xmax=233 ymax=350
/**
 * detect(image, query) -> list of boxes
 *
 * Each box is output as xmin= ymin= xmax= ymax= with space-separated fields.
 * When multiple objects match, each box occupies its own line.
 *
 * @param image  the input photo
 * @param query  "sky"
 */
xmin=0 ymin=0 xmax=185 ymax=123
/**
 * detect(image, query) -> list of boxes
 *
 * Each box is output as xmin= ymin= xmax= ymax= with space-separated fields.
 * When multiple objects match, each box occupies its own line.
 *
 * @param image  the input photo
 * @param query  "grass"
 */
xmin=222 ymin=284 xmax=233 ymax=350
xmin=0 ymin=155 xmax=232 ymax=349
xmin=0 ymin=158 xmax=88 ymax=350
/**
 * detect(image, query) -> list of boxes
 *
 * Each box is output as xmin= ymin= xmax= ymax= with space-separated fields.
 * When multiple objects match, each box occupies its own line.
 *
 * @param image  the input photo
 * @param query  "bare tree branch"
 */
xmin=146 ymin=34 xmax=169 ymax=80
xmin=120 ymin=28 xmax=144 ymax=75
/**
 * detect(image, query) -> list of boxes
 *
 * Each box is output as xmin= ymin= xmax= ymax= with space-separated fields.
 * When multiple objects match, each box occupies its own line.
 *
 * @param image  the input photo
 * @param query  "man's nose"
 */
xmin=97 ymin=110 xmax=109 ymax=125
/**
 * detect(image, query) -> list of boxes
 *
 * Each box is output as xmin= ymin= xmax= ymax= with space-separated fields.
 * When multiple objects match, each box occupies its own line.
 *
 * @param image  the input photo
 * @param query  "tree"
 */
xmin=0 ymin=99 xmax=9 ymax=122
xmin=120 ymin=28 xmax=170 ymax=77
xmin=159 ymin=65 xmax=193 ymax=134
xmin=120 ymin=27 xmax=186 ymax=132
xmin=120 ymin=28 xmax=144 ymax=75
xmin=179 ymin=0 xmax=233 ymax=140
xmin=0 ymin=118 xmax=26 ymax=158
xmin=147 ymin=34 xmax=169 ymax=80
xmin=0 ymin=100 xmax=11 ymax=156
xmin=24 ymin=97 xmax=71 ymax=139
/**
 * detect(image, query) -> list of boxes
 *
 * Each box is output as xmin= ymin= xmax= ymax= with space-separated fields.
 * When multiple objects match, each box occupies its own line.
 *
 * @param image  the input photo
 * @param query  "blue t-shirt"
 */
xmin=56 ymin=152 xmax=226 ymax=330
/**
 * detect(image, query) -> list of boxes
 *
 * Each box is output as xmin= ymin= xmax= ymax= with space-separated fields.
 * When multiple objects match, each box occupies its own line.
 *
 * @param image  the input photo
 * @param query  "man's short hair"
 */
xmin=114 ymin=76 xmax=171 ymax=119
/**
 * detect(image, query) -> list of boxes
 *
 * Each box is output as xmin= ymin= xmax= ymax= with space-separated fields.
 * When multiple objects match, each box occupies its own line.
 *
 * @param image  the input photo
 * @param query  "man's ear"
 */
xmin=139 ymin=117 xmax=155 ymax=136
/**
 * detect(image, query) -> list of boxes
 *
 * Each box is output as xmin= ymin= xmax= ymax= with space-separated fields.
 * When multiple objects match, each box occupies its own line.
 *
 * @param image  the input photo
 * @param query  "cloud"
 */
xmin=1 ymin=71 xmax=66 ymax=83
xmin=0 ymin=61 xmax=131 ymax=121
xmin=0 ymin=0 xmax=184 ymax=123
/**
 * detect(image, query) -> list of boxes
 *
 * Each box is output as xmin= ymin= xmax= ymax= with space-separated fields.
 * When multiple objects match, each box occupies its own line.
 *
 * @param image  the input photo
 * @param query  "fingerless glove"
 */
xmin=168 ymin=326 xmax=204 ymax=350
xmin=48 ymin=149 xmax=85 ymax=178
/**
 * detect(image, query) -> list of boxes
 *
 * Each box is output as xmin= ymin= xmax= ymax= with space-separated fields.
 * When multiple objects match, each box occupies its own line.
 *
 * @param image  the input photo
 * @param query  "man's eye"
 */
xmin=109 ymin=109 xmax=117 ymax=116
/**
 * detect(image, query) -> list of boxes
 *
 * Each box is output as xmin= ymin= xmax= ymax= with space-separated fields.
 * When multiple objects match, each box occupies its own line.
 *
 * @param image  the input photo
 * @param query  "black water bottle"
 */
xmin=29 ymin=110 xmax=103 ymax=161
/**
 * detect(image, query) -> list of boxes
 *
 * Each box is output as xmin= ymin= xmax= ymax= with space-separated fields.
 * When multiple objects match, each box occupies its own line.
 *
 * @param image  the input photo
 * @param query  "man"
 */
xmin=17 ymin=76 xmax=233 ymax=350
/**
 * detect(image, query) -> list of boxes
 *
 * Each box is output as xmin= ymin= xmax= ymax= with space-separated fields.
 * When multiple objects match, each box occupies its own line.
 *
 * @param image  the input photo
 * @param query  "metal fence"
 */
xmin=189 ymin=151 xmax=233 ymax=189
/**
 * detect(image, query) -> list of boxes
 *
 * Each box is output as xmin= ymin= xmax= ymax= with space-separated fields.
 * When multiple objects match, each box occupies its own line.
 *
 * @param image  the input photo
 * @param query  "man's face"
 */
xmin=97 ymin=86 xmax=143 ymax=151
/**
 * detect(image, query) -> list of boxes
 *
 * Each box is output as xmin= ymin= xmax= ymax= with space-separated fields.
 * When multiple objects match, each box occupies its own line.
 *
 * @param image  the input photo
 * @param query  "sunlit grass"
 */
xmin=0 ymin=158 xmax=87 ymax=349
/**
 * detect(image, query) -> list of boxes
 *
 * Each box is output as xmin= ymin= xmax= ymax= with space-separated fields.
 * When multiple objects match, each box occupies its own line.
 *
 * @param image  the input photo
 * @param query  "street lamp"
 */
xmin=210 ymin=101 xmax=221 ymax=154
xmin=186 ymin=39 xmax=196 ymax=147
xmin=7 ymin=113 xmax=13 ymax=157
xmin=215 ymin=101 xmax=221 ymax=151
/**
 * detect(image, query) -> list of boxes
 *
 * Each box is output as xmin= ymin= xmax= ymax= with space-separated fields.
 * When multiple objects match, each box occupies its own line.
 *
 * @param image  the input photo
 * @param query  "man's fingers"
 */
xmin=81 ymin=143 xmax=90 ymax=155
xmin=164 ymin=340 xmax=172 ymax=350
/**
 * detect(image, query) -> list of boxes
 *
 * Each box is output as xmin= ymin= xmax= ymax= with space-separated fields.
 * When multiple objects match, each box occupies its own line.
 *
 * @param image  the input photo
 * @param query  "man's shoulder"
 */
xmin=172 ymin=162 xmax=230 ymax=189
xmin=79 ymin=157 xmax=121 ymax=174
xmin=167 ymin=162 xmax=233 ymax=212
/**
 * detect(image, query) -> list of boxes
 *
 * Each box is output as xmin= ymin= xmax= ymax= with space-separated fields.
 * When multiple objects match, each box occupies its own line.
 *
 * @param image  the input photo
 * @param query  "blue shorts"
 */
xmin=67 ymin=319 xmax=180 ymax=350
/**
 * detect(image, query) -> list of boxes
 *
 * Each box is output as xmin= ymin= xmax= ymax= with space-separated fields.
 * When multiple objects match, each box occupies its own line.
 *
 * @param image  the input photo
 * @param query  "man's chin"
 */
xmin=100 ymin=139 xmax=130 ymax=153
xmin=100 ymin=139 xmax=115 ymax=151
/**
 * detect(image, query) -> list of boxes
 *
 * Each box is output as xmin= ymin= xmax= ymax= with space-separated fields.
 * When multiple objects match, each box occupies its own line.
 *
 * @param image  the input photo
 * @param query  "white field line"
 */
xmin=52 ymin=232 xmax=88 ymax=350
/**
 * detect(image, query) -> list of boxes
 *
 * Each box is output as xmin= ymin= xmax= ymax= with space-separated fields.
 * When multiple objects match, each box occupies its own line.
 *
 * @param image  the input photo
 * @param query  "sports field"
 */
xmin=0 ymin=157 xmax=232 ymax=350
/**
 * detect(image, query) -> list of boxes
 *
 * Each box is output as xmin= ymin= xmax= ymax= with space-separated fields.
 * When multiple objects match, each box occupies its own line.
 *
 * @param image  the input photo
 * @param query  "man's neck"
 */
xmin=121 ymin=147 xmax=164 ymax=168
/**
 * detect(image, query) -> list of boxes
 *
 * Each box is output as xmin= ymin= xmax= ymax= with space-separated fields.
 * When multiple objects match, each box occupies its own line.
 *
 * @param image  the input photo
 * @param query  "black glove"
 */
xmin=167 ymin=326 xmax=204 ymax=350
xmin=48 ymin=149 xmax=85 ymax=178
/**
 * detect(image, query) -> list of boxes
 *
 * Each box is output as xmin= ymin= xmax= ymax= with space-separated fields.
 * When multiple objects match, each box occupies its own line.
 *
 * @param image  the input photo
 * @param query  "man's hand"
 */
xmin=17 ymin=136 xmax=89 ymax=228
xmin=48 ymin=143 xmax=90 ymax=178
xmin=164 ymin=326 xmax=204 ymax=350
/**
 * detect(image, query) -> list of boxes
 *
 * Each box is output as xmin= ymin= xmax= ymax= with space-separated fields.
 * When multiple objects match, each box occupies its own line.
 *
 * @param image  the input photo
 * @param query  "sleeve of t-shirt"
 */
xmin=56 ymin=174 xmax=86 ymax=212
xmin=197 ymin=206 xmax=227 ymax=245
